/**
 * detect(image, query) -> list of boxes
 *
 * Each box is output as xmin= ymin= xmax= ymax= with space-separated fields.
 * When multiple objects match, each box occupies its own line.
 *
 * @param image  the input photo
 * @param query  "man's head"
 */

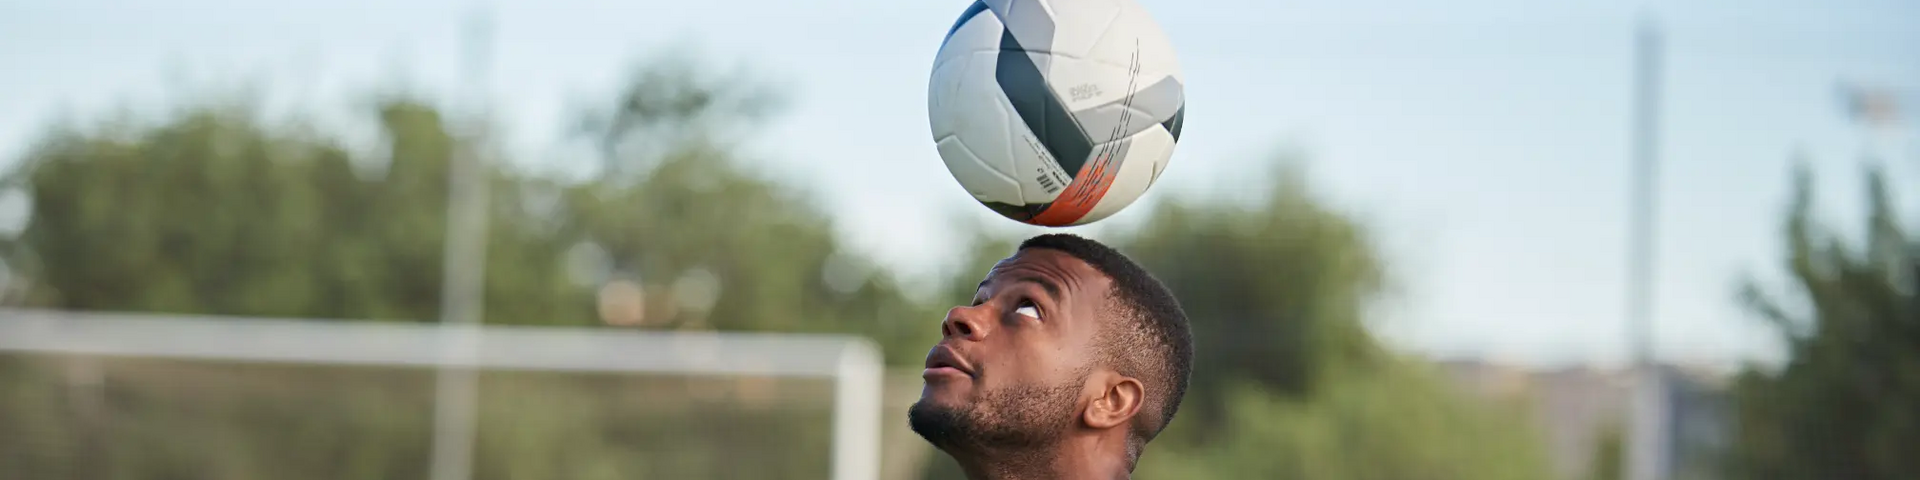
xmin=909 ymin=233 xmax=1193 ymax=470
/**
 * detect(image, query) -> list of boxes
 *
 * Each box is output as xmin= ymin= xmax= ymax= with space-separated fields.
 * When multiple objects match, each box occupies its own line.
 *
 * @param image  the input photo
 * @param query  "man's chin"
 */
xmin=907 ymin=399 xmax=972 ymax=449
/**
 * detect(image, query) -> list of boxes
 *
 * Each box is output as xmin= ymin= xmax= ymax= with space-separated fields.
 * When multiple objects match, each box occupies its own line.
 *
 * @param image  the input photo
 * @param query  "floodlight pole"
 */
xmin=1623 ymin=14 xmax=1668 ymax=480
xmin=429 ymin=7 xmax=494 ymax=480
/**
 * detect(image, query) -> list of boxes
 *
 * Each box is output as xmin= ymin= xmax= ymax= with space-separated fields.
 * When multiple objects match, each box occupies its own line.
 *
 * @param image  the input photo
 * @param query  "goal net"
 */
xmin=0 ymin=308 xmax=883 ymax=480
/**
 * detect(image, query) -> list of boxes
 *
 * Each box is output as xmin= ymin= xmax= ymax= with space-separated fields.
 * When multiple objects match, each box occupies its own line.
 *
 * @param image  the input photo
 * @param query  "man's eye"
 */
xmin=1014 ymin=304 xmax=1041 ymax=319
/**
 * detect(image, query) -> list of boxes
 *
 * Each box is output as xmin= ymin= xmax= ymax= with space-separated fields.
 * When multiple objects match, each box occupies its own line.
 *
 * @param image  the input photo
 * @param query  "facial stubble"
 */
xmin=908 ymin=373 xmax=1086 ymax=455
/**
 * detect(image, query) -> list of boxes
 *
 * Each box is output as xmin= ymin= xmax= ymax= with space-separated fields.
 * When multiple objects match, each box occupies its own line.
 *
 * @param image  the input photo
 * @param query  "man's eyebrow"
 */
xmin=978 ymin=273 xmax=1062 ymax=299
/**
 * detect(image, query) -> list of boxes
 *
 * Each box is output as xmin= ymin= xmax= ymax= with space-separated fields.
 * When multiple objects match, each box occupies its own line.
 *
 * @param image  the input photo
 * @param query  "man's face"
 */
xmin=908 ymin=248 xmax=1113 ymax=450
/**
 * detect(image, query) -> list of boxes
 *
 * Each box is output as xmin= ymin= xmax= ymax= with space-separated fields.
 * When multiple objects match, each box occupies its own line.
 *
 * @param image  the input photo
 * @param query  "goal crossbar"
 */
xmin=0 ymin=308 xmax=884 ymax=480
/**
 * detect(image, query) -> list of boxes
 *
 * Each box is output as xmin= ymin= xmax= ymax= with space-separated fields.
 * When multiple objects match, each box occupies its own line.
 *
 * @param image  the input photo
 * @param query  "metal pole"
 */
xmin=430 ymin=7 xmax=493 ymax=480
xmin=1628 ymin=12 xmax=1662 ymax=386
xmin=1624 ymin=14 xmax=1667 ymax=480
xmin=830 ymin=341 xmax=885 ymax=480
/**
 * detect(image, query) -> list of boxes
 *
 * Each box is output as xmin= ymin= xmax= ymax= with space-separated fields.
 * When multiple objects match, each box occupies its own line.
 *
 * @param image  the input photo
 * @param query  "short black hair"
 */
xmin=1017 ymin=233 xmax=1193 ymax=452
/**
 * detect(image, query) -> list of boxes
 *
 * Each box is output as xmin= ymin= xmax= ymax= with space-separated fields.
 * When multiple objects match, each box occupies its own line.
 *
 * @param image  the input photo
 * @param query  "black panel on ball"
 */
xmin=940 ymin=1 xmax=990 ymax=49
xmin=980 ymin=201 xmax=1043 ymax=222
xmin=1163 ymin=104 xmax=1185 ymax=142
xmin=995 ymin=23 xmax=1094 ymax=181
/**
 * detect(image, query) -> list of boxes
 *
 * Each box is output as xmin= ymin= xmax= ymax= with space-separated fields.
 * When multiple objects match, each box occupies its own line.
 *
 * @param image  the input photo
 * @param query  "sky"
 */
xmin=3 ymin=0 xmax=1918 ymax=369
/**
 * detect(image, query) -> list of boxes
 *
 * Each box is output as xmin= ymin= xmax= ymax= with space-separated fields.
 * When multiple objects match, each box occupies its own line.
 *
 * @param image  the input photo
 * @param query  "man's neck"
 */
xmin=952 ymin=437 xmax=1133 ymax=480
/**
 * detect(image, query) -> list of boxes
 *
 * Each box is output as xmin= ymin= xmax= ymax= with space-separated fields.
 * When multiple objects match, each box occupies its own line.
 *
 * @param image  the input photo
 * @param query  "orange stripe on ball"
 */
xmin=1029 ymin=151 xmax=1121 ymax=226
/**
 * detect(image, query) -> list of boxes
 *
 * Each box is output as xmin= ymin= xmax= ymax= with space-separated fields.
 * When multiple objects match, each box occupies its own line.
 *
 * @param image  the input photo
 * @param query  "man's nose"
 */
xmin=941 ymin=304 xmax=992 ymax=341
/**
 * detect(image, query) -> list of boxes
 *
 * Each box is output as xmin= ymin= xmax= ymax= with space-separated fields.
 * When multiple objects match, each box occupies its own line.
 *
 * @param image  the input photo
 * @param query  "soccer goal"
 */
xmin=0 ymin=308 xmax=884 ymax=480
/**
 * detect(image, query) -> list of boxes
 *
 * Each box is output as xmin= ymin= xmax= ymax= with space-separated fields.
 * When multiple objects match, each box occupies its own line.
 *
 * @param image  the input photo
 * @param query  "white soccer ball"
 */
xmin=929 ymin=0 xmax=1185 ymax=227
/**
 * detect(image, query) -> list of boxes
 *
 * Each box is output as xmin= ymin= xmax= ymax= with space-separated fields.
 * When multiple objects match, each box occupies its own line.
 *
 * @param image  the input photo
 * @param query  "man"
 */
xmin=909 ymin=233 xmax=1194 ymax=480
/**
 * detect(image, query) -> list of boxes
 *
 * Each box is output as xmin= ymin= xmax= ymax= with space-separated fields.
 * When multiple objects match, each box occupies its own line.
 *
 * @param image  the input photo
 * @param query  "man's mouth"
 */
xmin=923 ymin=345 xmax=974 ymax=379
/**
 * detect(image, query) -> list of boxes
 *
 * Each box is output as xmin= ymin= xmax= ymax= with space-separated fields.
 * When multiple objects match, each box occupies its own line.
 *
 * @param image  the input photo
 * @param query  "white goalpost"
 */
xmin=0 ymin=308 xmax=885 ymax=480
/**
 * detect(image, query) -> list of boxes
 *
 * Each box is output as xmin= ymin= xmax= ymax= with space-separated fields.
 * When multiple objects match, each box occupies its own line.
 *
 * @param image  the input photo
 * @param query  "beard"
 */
xmin=907 ymin=378 xmax=1084 ymax=454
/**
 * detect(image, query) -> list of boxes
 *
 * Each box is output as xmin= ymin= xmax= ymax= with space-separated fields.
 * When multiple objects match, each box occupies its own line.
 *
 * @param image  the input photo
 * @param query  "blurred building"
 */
xmin=1439 ymin=360 xmax=1732 ymax=480
xmin=1653 ymin=366 xmax=1734 ymax=480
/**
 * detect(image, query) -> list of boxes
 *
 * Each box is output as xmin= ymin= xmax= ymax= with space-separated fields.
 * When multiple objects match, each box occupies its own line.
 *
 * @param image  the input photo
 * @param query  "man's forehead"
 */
xmin=979 ymin=248 xmax=1108 ymax=294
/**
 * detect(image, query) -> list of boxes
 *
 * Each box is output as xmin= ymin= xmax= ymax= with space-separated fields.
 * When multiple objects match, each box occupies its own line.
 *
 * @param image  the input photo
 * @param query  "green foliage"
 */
xmin=0 ymin=357 xmax=438 ymax=480
xmin=1135 ymin=362 xmax=1550 ymax=480
xmin=0 ymin=58 xmax=925 ymax=349
xmin=0 ymin=357 xmax=838 ymax=480
xmin=9 ymin=104 xmax=371 ymax=316
xmin=1 ymin=99 xmax=587 ymax=323
xmin=0 ymin=57 xmax=927 ymax=478
xmin=557 ymin=59 xmax=929 ymax=360
xmin=1124 ymin=163 xmax=1384 ymax=412
xmin=1726 ymin=163 xmax=1920 ymax=480
xmin=1127 ymin=165 xmax=1548 ymax=479
xmin=1587 ymin=422 xmax=1624 ymax=480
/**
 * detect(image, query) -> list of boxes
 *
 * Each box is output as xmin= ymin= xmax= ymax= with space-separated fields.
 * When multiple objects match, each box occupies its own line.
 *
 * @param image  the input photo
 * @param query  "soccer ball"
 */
xmin=929 ymin=0 xmax=1185 ymax=227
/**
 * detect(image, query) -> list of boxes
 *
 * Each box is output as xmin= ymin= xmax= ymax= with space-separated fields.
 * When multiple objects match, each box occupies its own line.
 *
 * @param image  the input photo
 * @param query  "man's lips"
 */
xmin=923 ymin=345 xmax=975 ymax=378
xmin=924 ymin=366 xmax=968 ymax=379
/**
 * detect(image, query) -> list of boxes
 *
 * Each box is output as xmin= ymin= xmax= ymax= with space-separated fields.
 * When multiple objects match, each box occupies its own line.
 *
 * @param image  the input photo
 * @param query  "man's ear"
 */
xmin=1082 ymin=373 xmax=1144 ymax=430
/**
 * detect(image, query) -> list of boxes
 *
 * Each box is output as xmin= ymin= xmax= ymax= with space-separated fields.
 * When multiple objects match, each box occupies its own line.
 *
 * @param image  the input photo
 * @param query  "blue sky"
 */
xmin=3 ymin=0 xmax=1917 ymax=368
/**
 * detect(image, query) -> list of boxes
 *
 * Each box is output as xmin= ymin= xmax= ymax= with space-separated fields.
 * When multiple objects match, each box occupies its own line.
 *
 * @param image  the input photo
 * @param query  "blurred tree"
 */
xmin=572 ymin=51 xmax=781 ymax=179
xmin=0 ymin=56 xmax=929 ymax=353
xmin=0 ymin=55 xmax=935 ymax=480
xmin=1725 ymin=162 xmax=1920 ymax=480
xmin=3 ymin=101 xmax=368 ymax=316
xmin=0 ymin=98 xmax=593 ymax=325
xmin=1127 ymin=163 xmax=1549 ymax=479
xmin=557 ymin=57 xmax=930 ymax=361
xmin=1133 ymin=365 xmax=1550 ymax=480
xmin=1124 ymin=161 xmax=1384 ymax=410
